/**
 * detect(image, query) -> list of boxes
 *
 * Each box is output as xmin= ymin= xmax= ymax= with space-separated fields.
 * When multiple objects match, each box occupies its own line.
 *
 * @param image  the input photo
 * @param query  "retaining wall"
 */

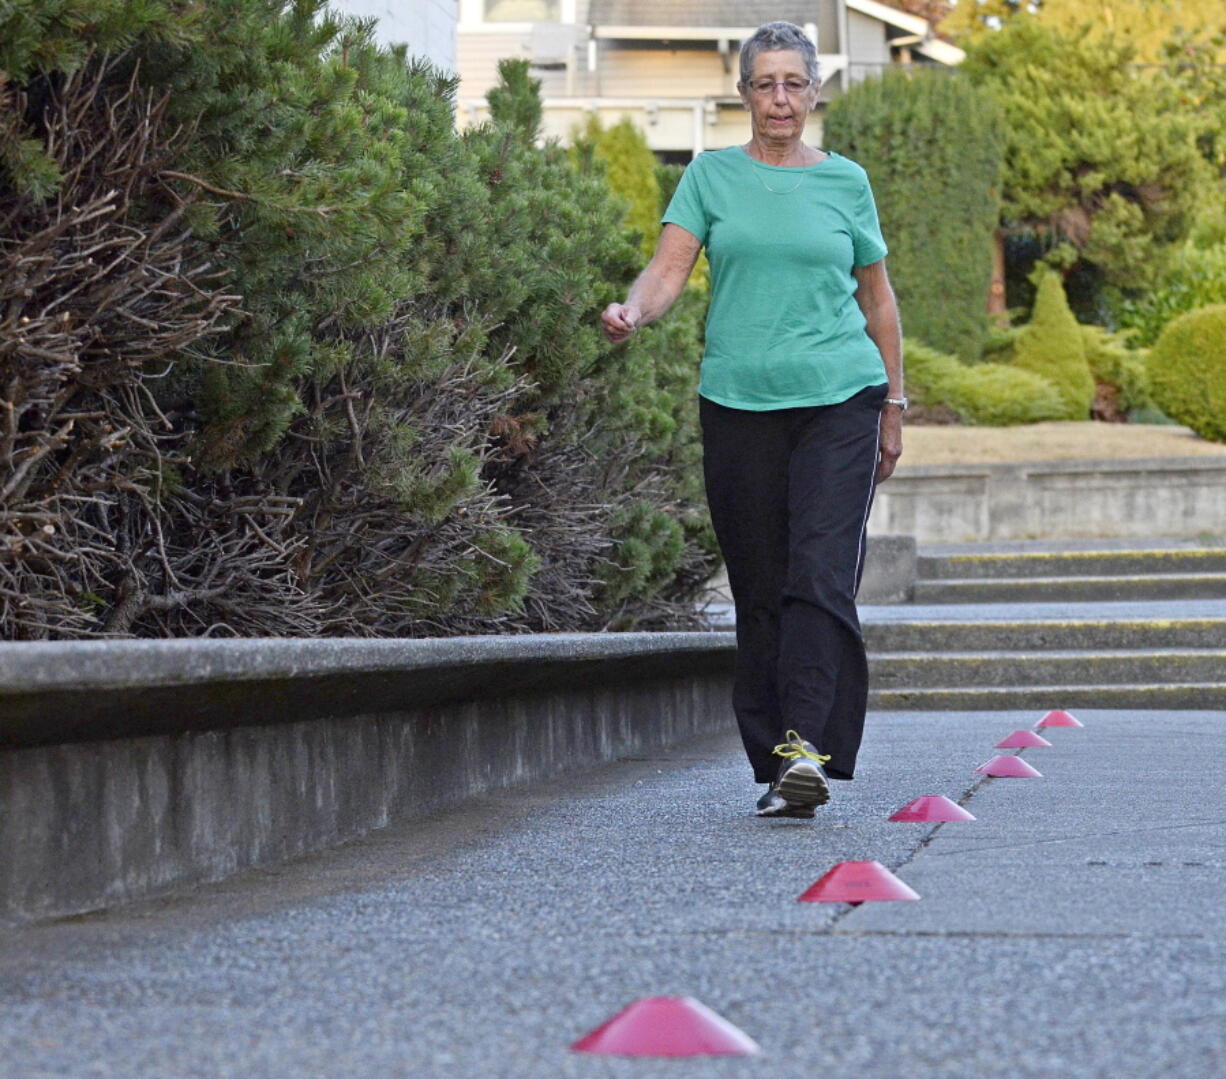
xmin=0 ymin=634 xmax=735 ymax=926
xmin=868 ymin=457 xmax=1226 ymax=543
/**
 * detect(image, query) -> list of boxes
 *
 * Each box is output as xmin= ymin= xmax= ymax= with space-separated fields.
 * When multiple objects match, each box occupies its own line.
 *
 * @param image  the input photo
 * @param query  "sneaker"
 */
xmin=755 ymin=786 xmax=816 ymax=819
xmin=769 ymin=729 xmax=831 ymax=812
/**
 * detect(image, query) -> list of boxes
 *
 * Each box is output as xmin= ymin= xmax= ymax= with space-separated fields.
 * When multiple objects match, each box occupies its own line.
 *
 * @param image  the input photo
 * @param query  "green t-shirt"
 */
xmin=662 ymin=146 xmax=889 ymax=411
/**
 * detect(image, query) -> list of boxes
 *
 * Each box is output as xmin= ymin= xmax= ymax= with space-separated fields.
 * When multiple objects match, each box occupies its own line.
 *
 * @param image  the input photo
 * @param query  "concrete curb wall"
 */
xmin=0 ymin=634 xmax=735 ymax=926
xmin=869 ymin=456 xmax=1226 ymax=542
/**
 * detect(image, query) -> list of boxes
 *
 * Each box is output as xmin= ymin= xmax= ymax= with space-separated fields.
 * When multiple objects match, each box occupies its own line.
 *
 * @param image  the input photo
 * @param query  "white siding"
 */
xmin=846 ymin=9 xmax=891 ymax=85
xmin=335 ymin=0 xmax=460 ymax=72
xmin=457 ymin=29 xmax=533 ymax=97
xmin=594 ymin=45 xmax=736 ymax=99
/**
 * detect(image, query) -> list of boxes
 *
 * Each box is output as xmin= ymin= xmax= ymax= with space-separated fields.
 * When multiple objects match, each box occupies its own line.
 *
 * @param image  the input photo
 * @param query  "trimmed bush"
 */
xmin=1010 ymin=270 xmax=1095 ymax=419
xmin=906 ymin=340 xmax=1067 ymax=426
xmin=1081 ymin=325 xmax=1151 ymax=420
xmin=1147 ymin=304 xmax=1226 ymax=443
xmin=979 ymin=324 xmax=1022 ymax=363
xmin=824 ymin=68 xmax=1004 ymax=360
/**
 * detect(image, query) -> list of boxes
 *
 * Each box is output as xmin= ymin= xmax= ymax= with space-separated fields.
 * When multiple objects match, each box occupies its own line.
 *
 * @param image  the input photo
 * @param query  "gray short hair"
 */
xmin=739 ymin=21 xmax=820 ymax=87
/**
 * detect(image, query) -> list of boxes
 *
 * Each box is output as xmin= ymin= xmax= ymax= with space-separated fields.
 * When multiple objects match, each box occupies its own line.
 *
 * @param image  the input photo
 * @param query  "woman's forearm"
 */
xmin=619 ymin=223 xmax=703 ymax=329
xmin=625 ymin=264 xmax=685 ymax=326
xmin=865 ymin=298 xmax=904 ymax=396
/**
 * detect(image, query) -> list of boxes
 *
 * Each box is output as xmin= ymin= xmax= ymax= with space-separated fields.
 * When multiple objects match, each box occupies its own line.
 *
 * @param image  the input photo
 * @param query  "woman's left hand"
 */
xmin=877 ymin=406 xmax=903 ymax=482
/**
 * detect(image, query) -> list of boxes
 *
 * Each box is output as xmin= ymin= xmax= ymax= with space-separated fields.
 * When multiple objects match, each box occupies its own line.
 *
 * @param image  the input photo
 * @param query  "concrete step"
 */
xmin=863 ymin=616 xmax=1226 ymax=652
xmin=868 ymin=682 xmax=1226 ymax=711
xmin=862 ymin=617 xmax=1226 ymax=653
xmin=869 ymin=649 xmax=1226 ymax=689
xmin=912 ymin=573 xmax=1226 ymax=604
xmin=917 ymin=548 xmax=1226 ymax=581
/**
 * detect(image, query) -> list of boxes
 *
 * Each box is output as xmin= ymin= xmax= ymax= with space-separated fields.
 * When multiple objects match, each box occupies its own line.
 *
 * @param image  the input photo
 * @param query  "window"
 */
xmin=484 ymin=0 xmax=560 ymax=20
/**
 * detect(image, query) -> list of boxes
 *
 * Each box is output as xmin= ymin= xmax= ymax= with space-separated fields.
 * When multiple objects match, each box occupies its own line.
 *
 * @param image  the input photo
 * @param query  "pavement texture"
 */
xmin=2 ymin=709 xmax=1224 ymax=1078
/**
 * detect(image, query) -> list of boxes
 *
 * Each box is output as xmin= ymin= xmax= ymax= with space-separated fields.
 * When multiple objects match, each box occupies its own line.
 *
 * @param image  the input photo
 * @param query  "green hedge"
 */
xmin=824 ymin=68 xmax=1004 ymax=361
xmin=906 ymin=340 xmax=1066 ymax=426
xmin=1010 ymin=270 xmax=1095 ymax=419
xmin=1147 ymin=304 xmax=1226 ymax=443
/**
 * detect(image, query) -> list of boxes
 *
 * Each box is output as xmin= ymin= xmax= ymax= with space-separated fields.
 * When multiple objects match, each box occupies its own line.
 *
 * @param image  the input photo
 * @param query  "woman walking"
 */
xmin=601 ymin=21 xmax=904 ymax=819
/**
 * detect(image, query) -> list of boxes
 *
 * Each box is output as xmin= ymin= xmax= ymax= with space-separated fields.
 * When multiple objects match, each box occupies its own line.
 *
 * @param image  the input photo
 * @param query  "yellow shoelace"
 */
xmin=772 ymin=729 xmax=831 ymax=765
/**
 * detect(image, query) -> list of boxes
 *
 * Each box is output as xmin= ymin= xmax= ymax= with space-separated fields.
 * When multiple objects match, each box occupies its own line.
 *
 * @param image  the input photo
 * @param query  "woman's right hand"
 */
xmin=601 ymin=302 xmax=642 ymax=344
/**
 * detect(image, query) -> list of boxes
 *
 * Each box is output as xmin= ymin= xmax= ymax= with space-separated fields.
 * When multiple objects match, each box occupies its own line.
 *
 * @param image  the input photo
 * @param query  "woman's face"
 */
xmin=740 ymin=49 xmax=820 ymax=144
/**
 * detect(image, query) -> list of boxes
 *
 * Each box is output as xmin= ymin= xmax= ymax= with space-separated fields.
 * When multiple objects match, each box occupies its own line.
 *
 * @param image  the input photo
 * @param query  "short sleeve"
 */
xmin=852 ymin=176 xmax=888 ymax=266
xmin=661 ymin=156 xmax=709 ymax=246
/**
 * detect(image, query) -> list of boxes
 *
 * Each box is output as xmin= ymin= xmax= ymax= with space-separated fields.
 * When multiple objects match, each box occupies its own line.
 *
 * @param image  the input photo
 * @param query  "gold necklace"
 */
xmin=752 ymin=162 xmax=805 ymax=195
xmin=747 ymin=148 xmax=821 ymax=195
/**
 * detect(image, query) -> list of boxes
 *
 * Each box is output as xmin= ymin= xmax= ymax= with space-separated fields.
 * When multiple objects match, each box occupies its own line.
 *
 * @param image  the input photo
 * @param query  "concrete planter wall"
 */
xmin=869 ymin=457 xmax=1226 ymax=543
xmin=0 ymin=634 xmax=735 ymax=926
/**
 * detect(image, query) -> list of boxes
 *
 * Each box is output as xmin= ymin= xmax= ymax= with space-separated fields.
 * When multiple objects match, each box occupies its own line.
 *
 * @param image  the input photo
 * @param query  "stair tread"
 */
xmin=917 ymin=572 xmax=1226 ymax=586
xmin=875 ymin=682 xmax=1226 ymax=691
xmin=917 ymin=539 xmax=1219 ymax=556
xmin=919 ymin=552 xmax=1226 ymax=566
xmin=869 ymin=540 xmax=1226 ymax=708
xmin=865 ymin=617 xmax=1226 ymax=625
xmin=870 ymin=647 xmax=1226 ymax=659
xmin=862 ymin=599 xmax=1226 ymax=621
xmin=922 ymin=549 xmax=1223 ymax=558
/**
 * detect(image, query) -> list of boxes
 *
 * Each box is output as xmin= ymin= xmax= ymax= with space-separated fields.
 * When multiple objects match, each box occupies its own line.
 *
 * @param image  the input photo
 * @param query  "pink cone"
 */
xmin=1035 ymin=709 xmax=1084 ymax=728
xmin=996 ymin=729 xmax=1053 ymax=748
xmin=889 ymin=795 xmax=976 ymax=822
xmin=798 ymin=860 xmax=921 ymax=904
xmin=975 ymin=754 xmax=1043 ymax=778
xmin=571 ymin=996 xmax=761 ymax=1056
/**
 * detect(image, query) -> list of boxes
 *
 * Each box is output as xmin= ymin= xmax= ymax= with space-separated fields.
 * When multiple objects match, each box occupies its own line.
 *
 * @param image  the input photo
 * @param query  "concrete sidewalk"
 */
xmin=1 ymin=709 xmax=1224 ymax=1077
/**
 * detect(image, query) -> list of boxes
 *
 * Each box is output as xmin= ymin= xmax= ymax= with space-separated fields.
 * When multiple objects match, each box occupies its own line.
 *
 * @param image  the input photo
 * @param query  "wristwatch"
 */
xmin=884 ymin=396 xmax=909 ymax=410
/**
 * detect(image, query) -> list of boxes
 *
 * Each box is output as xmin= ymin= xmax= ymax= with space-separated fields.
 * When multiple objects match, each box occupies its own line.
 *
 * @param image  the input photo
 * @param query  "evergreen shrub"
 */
xmin=961 ymin=20 xmax=1208 ymax=297
xmin=0 ymin=5 xmax=713 ymax=638
xmin=1081 ymin=325 xmax=1151 ymax=420
xmin=906 ymin=340 xmax=1066 ymax=426
xmin=1010 ymin=270 xmax=1095 ymax=419
xmin=571 ymin=115 xmax=661 ymax=258
xmin=1147 ymin=305 xmax=1226 ymax=443
xmin=979 ymin=324 xmax=1022 ymax=363
xmin=824 ymin=68 xmax=1004 ymax=360
xmin=1115 ymin=241 xmax=1226 ymax=347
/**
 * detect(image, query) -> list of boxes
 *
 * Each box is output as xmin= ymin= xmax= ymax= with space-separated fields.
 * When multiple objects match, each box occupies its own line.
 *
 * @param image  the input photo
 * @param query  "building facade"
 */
xmin=456 ymin=0 xmax=962 ymax=154
xmin=336 ymin=0 xmax=461 ymax=72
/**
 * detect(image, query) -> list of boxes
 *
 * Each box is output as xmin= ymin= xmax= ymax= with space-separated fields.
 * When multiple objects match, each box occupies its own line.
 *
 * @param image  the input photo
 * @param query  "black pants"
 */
xmin=700 ymin=383 xmax=886 ymax=783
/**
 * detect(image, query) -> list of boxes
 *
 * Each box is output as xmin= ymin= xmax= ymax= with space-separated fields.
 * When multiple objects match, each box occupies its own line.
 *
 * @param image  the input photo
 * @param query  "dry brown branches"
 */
xmin=0 ymin=57 xmax=316 ymax=638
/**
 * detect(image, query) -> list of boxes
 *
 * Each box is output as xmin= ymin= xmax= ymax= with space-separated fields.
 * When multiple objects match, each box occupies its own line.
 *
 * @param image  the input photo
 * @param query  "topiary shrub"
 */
xmin=906 ymin=339 xmax=1067 ymax=426
xmin=1081 ymin=324 xmax=1151 ymax=421
xmin=1010 ymin=270 xmax=1095 ymax=419
xmin=1146 ymin=304 xmax=1226 ymax=442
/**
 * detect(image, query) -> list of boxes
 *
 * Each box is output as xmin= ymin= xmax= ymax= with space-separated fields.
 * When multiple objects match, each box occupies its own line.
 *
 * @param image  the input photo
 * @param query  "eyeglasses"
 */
xmin=745 ymin=77 xmax=814 ymax=96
